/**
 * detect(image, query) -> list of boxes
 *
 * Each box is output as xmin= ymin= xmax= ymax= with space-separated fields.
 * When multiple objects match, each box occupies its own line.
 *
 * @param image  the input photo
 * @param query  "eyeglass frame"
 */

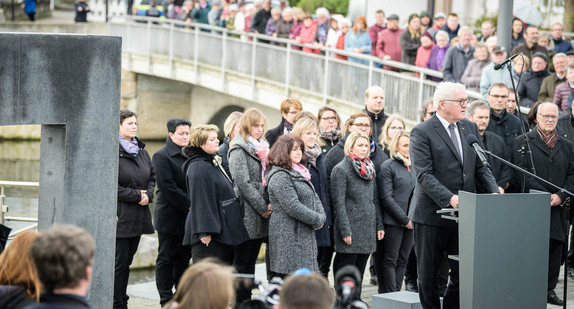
xmin=441 ymin=98 xmax=470 ymax=107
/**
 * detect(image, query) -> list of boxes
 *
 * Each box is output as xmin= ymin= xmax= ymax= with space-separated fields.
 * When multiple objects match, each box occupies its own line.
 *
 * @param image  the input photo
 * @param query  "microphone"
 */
xmin=467 ymin=134 xmax=490 ymax=168
xmin=494 ymin=53 xmax=520 ymax=70
xmin=334 ymin=265 xmax=362 ymax=305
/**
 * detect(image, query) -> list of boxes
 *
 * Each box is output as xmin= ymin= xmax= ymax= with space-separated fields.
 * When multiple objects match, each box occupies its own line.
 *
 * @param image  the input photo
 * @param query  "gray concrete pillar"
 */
xmin=498 ymin=0 xmax=513 ymax=54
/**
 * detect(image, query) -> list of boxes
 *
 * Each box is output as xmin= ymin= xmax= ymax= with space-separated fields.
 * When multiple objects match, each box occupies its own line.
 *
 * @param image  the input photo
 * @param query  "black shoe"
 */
xmin=405 ymin=282 xmax=418 ymax=292
xmin=370 ymin=277 xmax=378 ymax=285
xmin=569 ymin=267 xmax=574 ymax=280
xmin=547 ymin=294 xmax=564 ymax=306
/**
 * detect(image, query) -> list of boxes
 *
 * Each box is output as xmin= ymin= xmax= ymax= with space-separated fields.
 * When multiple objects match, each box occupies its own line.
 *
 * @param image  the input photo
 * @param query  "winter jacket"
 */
xmin=461 ymin=58 xmax=491 ymax=92
xmin=267 ymin=166 xmax=325 ymax=274
xmin=0 ymin=286 xmax=34 ymax=309
xmin=426 ymin=44 xmax=449 ymax=82
xmin=308 ymin=153 xmax=332 ymax=246
xmin=517 ymin=69 xmax=551 ymax=107
xmin=539 ymin=73 xmax=566 ymax=103
xmin=218 ymin=136 xmax=232 ymax=178
xmin=265 ymin=18 xmax=279 ymax=37
xmin=25 ymin=293 xmax=90 ymax=309
xmin=152 ymin=137 xmax=190 ymax=235
xmin=441 ymin=24 xmax=460 ymax=41
xmin=553 ymin=81 xmax=574 ymax=113
xmin=299 ymin=21 xmax=318 ymax=53
xmin=511 ymin=43 xmax=547 ymax=63
xmin=552 ymin=37 xmax=573 ymax=54
xmin=330 ymin=156 xmax=383 ymax=254
xmin=228 ymin=135 xmax=269 ymax=239
xmin=251 ymin=8 xmax=271 ymax=34
xmin=335 ymin=34 xmax=347 ymax=60
xmin=266 ymin=118 xmax=287 ymax=147
xmin=117 ymin=138 xmax=155 ymax=238
xmin=368 ymin=24 xmax=385 ymax=56
xmin=485 ymin=109 xmax=523 ymax=155
xmin=378 ymin=157 xmax=414 ymax=227
xmin=479 ymin=62 xmax=512 ymax=97
xmin=182 ymin=148 xmax=236 ymax=246
xmin=364 ymin=107 xmax=389 ymax=142
xmin=399 ymin=30 xmax=421 ymax=65
xmin=442 ymin=43 xmax=475 ymax=83
xmin=375 ymin=27 xmax=404 ymax=70
xmin=344 ymin=30 xmax=371 ymax=65
xmin=415 ymin=43 xmax=434 ymax=73
xmin=275 ymin=19 xmax=293 ymax=39
xmin=191 ymin=3 xmax=210 ymax=24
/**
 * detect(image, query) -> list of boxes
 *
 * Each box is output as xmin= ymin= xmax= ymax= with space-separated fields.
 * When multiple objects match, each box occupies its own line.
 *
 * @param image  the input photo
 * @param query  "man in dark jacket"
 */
xmin=363 ymin=85 xmax=388 ymax=141
xmin=27 ymin=224 xmax=95 ymax=309
xmin=467 ymin=100 xmax=511 ymax=192
xmin=265 ymin=98 xmax=302 ymax=146
xmin=485 ymin=83 xmax=523 ymax=155
xmin=511 ymin=102 xmax=574 ymax=306
xmin=191 ymin=0 xmax=210 ymax=24
xmin=512 ymin=25 xmax=548 ymax=61
xmin=440 ymin=13 xmax=460 ymax=41
xmin=152 ymin=118 xmax=192 ymax=306
xmin=538 ymin=53 xmax=567 ymax=103
xmin=517 ymin=52 xmax=551 ymax=107
xmin=557 ymin=100 xmax=574 ymax=278
xmin=250 ymin=0 xmax=271 ymax=34
xmin=550 ymin=23 xmax=573 ymax=54
xmin=442 ymin=26 xmax=474 ymax=83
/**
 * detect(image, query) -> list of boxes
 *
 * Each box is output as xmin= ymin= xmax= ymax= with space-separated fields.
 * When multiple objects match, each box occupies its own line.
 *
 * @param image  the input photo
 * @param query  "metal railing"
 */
xmin=111 ymin=16 xmax=491 ymax=125
xmin=0 ymin=181 xmax=39 ymax=238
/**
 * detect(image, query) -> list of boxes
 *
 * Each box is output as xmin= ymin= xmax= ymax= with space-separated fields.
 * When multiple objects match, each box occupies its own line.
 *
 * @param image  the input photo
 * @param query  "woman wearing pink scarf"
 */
xmin=228 ymin=108 xmax=271 ymax=303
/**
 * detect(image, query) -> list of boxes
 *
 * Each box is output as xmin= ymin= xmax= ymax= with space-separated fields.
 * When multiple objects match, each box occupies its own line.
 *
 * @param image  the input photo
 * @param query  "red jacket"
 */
xmin=299 ymin=21 xmax=318 ymax=54
xmin=375 ymin=28 xmax=404 ymax=70
xmin=336 ymin=33 xmax=347 ymax=60
xmin=415 ymin=43 xmax=435 ymax=77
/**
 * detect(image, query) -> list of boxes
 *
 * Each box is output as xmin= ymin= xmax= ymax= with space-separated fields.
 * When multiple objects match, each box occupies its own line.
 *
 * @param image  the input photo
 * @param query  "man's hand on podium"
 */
xmin=498 ymin=187 xmax=505 ymax=194
xmin=550 ymin=194 xmax=562 ymax=207
xmin=449 ymin=195 xmax=459 ymax=208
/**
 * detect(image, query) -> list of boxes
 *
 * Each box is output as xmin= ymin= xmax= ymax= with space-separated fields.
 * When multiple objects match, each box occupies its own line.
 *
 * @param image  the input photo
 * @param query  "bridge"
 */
xmin=1 ymin=15 xmax=489 ymax=139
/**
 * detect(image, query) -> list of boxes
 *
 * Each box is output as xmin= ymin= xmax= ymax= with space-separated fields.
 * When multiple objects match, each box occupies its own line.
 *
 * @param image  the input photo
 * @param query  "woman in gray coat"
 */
xmin=267 ymin=134 xmax=326 ymax=277
xmin=460 ymin=42 xmax=491 ymax=92
xmin=227 ymin=108 xmax=271 ymax=303
xmin=330 ymin=131 xmax=384 ymax=299
xmin=375 ymin=130 xmax=415 ymax=294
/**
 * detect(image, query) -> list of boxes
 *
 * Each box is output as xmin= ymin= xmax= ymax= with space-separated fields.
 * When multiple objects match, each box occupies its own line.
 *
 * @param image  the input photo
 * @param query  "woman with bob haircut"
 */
xmin=292 ymin=118 xmax=333 ymax=277
xmin=0 ymin=230 xmax=40 ymax=308
xmin=162 ymin=259 xmax=235 ymax=309
xmin=317 ymin=105 xmax=342 ymax=155
xmin=379 ymin=114 xmax=406 ymax=156
xmin=266 ymin=134 xmax=326 ymax=277
xmin=376 ymin=130 xmax=415 ymax=294
xmin=330 ymin=131 xmax=384 ymax=299
xmin=182 ymin=125 xmax=237 ymax=265
xmin=227 ymin=108 xmax=271 ymax=302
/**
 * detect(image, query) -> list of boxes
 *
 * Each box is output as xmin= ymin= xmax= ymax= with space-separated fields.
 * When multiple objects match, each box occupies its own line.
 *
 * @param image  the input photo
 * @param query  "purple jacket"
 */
xmin=426 ymin=44 xmax=450 ymax=82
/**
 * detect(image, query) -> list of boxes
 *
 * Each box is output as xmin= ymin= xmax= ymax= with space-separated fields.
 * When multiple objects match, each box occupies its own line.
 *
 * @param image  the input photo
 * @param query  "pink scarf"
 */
xmin=248 ymin=136 xmax=270 ymax=185
xmin=292 ymin=162 xmax=311 ymax=181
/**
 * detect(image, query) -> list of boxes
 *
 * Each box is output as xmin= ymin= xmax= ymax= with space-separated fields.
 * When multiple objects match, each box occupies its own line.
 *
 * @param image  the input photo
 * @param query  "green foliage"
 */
xmin=296 ymin=0 xmax=349 ymax=16
xmin=474 ymin=14 xmax=498 ymax=31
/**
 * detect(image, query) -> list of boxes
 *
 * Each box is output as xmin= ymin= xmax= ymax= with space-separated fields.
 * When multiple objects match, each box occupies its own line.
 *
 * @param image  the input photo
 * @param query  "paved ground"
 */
xmin=126 ymin=262 xmax=574 ymax=309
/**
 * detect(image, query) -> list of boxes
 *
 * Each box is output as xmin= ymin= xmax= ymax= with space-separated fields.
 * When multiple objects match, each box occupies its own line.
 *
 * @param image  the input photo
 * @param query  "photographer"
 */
xmin=277 ymin=274 xmax=334 ymax=309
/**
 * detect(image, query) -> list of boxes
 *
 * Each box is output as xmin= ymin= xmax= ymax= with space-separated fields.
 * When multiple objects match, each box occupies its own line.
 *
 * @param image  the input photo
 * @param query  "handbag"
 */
xmin=221 ymin=197 xmax=249 ymax=246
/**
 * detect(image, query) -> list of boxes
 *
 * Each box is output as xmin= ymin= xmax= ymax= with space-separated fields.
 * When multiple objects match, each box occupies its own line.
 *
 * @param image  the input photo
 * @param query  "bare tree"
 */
xmin=565 ymin=0 xmax=574 ymax=32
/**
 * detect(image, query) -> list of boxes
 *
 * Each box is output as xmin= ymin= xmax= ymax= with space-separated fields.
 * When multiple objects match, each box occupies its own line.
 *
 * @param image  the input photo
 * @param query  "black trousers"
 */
xmin=155 ymin=233 xmax=191 ymax=306
xmin=404 ymin=246 xmax=449 ymax=295
xmin=191 ymin=240 xmax=234 ymax=265
xmin=317 ymin=245 xmax=335 ymax=278
xmin=233 ymin=238 xmax=264 ymax=303
xmin=114 ymin=236 xmax=141 ymax=309
xmin=376 ymin=225 xmax=414 ymax=293
xmin=414 ymin=223 xmax=459 ymax=309
xmin=333 ymin=252 xmax=370 ymax=300
xmin=548 ymin=239 xmax=563 ymax=295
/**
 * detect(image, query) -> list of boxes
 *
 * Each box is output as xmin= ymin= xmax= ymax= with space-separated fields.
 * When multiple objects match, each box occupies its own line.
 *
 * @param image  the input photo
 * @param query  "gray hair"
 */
xmin=537 ymin=102 xmax=559 ymax=115
xmin=467 ymin=100 xmax=490 ymax=116
xmin=433 ymin=82 xmax=466 ymax=109
xmin=435 ymin=30 xmax=449 ymax=41
xmin=364 ymin=85 xmax=385 ymax=99
xmin=458 ymin=26 xmax=473 ymax=36
xmin=339 ymin=18 xmax=352 ymax=27
xmin=554 ymin=52 xmax=567 ymax=63
xmin=271 ymin=7 xmax=281 ymax=15
xmin=316 ymin=7 xmax=329 ymax=18
xmin=281 ymin=7 xmax=292 ymax=17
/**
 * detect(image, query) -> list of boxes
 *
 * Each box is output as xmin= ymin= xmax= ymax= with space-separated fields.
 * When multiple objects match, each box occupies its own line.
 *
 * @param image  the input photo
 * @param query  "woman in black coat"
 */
xmin=182 ymin=124 xmax=237 ymax=265
xmin=376 ymin=130 xmax=415 ymax=294
xmin=151 ymin=118 xmax=192 ymax=306
xmin=292 ymin=118 xmax=333 ymax=277
xmin=115 ymin=109 xmax=155 ymax=309
xmin=317 ymin=105 xmax=342 ymax=155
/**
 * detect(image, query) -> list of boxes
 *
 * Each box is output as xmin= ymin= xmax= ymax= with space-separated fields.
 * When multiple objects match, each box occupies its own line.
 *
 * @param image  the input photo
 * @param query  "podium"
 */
xmin=451 ymin=191 xmax=550 ymax=308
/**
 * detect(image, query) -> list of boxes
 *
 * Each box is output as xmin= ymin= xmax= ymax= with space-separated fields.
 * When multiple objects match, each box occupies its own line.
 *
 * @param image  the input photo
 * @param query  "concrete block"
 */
xmin=131 ymin=235 xmax=159 ymax=269
xmin=372 ymin=291 xmax=423 ymax=309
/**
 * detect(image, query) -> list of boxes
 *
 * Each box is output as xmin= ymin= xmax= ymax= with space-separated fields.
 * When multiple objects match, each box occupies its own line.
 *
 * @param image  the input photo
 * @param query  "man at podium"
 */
xmin=409 ymin=82 xmax=499 ymax=309
xmin=511 ymin=102 xmax=574 ymax=306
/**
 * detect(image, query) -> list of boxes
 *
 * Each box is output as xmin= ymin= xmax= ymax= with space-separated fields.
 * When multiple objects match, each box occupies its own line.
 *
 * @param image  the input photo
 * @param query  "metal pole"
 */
xmin=106 ymin=0 xmax=109 ymax=22
xmin=497 ymin=0 xmax=513 ymax=54
xmin=11 ymin=0 xmax=15 ymax=22
xmin=285 ymin=42 xmax=291 ymax=98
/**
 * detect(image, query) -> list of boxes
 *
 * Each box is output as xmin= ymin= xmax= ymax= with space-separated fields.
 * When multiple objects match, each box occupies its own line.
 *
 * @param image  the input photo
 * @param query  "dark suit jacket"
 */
xmin=511 ymin=130 xmax=574 ymax=242
xmin=265 ymin=118 xmax=286 ymax=147
xmin=482 ymin=131 xmax=511 ymax=188
xmin=409 ymin=116 xmax=499 ymax=227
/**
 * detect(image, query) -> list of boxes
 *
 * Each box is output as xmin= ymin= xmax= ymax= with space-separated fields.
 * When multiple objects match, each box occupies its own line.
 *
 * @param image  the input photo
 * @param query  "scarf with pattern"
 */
xmin=247 ymin=136 xmax=270 ymax=185
xmin=304 ymin=143 xmax=322 ymax=166
xmin=536 ymin=125 xmax=558 ymax=151
xmin=349 ymin=153 xmax=375 ymax=181
xmin=319 ymin=127 xmax=341 ymax=142
xmin=119 ymin=135 xmax=140 ymax=157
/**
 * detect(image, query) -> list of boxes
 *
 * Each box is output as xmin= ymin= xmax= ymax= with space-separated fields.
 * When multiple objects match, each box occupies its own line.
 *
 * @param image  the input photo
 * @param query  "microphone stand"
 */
xmin=484 ymin=149 xmax=573 ymax=308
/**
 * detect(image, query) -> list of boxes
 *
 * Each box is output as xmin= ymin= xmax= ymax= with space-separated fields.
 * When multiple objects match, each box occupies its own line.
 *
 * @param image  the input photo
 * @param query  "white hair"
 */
xmin=485 ymin=35 xmax=497 ymax=45
xmin=433 ymin=82 xmax=466 ymax=109
xmin=316 ymin=7 xmax=329 ymax=17
xmin=537 ymin=102 xmax=559 ymax=115
xmin=435 ymin=30 xmax=449 ymax=41
xmin=271 ymin=7 xmax=281 ymax=14
xmin=458 ymin=26 xmax=473 ymax=37
xmin=339 ymin=18 xmax=352 ymax=27
xmin=245 ymin=3 xmax=255 ymax=12
xmin=281 ymin=7 xmax=292 ymax=17
xmin=554 ymin=52 xmax=567 ymax=63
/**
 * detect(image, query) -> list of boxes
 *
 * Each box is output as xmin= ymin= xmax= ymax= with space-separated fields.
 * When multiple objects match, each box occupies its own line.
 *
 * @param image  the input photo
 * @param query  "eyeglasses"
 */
xmin=321 ymin=116 xmax=337 ymax=121
xmin=442 ymin=98 xmax=469 ymax=106
xmin=489 ymin=94 xmax=508 ymax=100
xmin=539 ymin=114 xmax=558 ymax=120
xmin=352 ymin=123 xmax=371 ymax=128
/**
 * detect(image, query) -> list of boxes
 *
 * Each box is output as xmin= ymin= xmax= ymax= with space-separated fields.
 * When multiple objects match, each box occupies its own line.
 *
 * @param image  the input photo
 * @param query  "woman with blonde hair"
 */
xmin=163 ymin=259 xmax=235 ymax=309
xmin=379 ymin=114 xmax=406 ymax=156
xmin=0 ymin=230 xmax=40 ymax=308
xmin=330 ymin=131 xmax=384 ymax=300
xmin=376 ymin=130 xmax=415 ymax=294
xmin=182 ymin=125 xmax=239 ymax=265
xmin=292 ymin=118 xmax=333 ymax=277
xmin=219 ymin=111 xmax=243 ymax=178
xmin=228 ymin=108 xmax=271 ymax=303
